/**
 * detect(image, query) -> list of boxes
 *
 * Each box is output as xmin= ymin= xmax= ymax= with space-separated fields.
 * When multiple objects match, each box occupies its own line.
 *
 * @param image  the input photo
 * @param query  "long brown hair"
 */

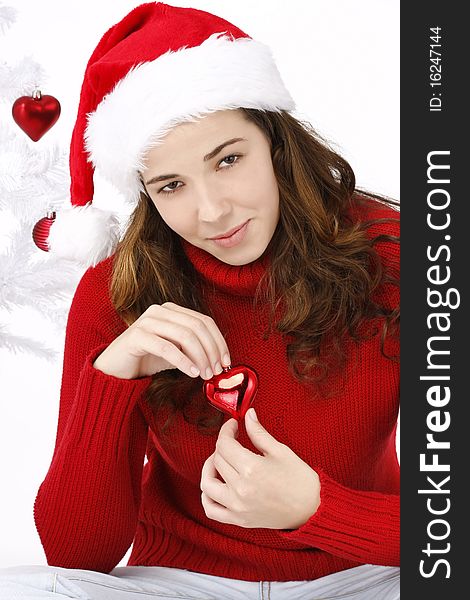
xmin=110 ymin=108 xmax=399 ymax=439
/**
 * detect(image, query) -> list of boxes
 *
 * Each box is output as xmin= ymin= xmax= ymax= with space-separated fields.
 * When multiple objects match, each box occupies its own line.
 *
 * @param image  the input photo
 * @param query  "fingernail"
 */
xmin=248 ymin=408 xmax=258 ymax=421
xmin=190 ymin=366 xmax=200 ymax=377
xmin=223 ymin=353 xmax=231 ymax=367
xmin=205 ymin=367 xmax=213 ymax=379
xmin=214 ymin=361 xmax=222 ymax=375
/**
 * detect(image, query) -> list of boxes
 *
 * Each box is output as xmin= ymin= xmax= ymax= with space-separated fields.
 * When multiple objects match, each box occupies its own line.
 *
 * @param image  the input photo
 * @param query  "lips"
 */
xmin=208 ymin=220 xmax=250 ymax=249
xmin=209 ymin=220 xmax=248 ymax=240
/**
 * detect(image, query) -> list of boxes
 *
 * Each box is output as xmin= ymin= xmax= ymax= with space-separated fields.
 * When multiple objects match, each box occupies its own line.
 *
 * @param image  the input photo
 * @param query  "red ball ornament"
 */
xmin=12 ymin=90 xmax=61 ymax=141
xmin=32 ymin=212 xmax=56 ymax=252
xmin=203 ymin=365 xmax=258 ymax=420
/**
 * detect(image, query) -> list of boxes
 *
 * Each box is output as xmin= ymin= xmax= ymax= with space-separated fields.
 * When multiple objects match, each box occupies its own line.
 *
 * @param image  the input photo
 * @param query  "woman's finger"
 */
xmin=213 ymin=449 xmax=240 ymax=487
xmin=201 ymin=454 xmax=230 ymax=507
xmin=137 ymin=316 xmax=220 ymax=378
xmin=216 ymin=419 xmax=255 ymax=473
xmin=160 ymin=303 xmax=231 ymax=371
xmin=130 ymin=328 xmax=201 ymax=378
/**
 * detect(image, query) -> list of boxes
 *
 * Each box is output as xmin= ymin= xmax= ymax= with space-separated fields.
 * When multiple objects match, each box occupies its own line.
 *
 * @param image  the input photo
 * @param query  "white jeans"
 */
xmin=0 ymin=563 xmax=399 ymax=599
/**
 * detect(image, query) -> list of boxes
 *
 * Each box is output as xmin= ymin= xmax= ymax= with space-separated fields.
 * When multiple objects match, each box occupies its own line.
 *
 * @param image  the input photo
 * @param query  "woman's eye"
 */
xmin=157 ymin=155 xmax=242 ymax=195
xmin=159 ymin=181 xmax=183 ymax=195
xmin=219 ymin=154 xmax=241 ymax=168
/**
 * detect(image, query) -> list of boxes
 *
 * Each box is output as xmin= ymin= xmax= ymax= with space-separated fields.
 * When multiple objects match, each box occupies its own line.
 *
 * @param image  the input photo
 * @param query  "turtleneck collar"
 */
xmin=181 ymin=239 xmax=271 ymax=297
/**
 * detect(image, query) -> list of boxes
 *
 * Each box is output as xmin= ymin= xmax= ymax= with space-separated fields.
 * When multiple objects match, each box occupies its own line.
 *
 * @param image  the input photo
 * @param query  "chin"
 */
xmin=214 ymin=243 xmax=268 ymax=266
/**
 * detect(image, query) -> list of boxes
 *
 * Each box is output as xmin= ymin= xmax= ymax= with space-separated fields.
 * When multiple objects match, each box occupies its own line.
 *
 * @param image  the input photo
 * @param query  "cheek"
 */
xmin=152 ymin=201 xmax=195 ymax=236
xmin=245 ymin=163 xmax=279 ymax=212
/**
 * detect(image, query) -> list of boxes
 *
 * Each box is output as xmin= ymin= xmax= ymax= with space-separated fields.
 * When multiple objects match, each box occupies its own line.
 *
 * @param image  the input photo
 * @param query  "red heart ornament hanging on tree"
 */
xmin=12 ymin=90 xmax=61 ymax=141
xmin=203 ymin=365 xmax=258 ymax=420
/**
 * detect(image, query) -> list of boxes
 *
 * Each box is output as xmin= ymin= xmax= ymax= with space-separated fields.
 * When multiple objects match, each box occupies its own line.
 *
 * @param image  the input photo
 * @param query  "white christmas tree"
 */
xmin=0 ymin=4 xmax=81 ymax=359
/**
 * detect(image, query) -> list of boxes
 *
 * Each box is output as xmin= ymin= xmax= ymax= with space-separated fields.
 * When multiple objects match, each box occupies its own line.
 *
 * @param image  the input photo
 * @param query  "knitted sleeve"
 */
xmin=278 ymin=201 xmax=400 ymax=566
xmin=278 ymin=467 xmax=400 ymax=566
xmin=33 ymin=258 xmax=153 ymax=573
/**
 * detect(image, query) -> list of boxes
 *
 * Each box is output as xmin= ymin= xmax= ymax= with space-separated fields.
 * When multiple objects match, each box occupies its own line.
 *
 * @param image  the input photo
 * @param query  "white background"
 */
xmin=0 ymin=0 xmax=399 ymax=567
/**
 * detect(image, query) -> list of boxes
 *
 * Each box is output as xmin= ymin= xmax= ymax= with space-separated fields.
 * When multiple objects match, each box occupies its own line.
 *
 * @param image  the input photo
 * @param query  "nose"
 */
xmin=196 ymin=182 xmax=232 ymax=223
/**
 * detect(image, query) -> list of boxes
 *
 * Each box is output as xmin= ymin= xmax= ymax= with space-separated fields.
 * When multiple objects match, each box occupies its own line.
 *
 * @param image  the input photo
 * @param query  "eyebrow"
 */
xmin=144 ymin=137 xmax=247 ymax=186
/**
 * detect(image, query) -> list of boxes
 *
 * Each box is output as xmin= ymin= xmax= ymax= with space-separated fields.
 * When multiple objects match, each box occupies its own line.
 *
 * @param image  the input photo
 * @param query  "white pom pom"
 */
xmin=48 ymin=203 xmax=120 ymax=268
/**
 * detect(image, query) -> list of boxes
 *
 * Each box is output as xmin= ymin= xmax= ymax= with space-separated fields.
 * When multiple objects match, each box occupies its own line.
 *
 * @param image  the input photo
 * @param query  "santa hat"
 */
xmin=47 ymin=2 xmax=295 ymax=267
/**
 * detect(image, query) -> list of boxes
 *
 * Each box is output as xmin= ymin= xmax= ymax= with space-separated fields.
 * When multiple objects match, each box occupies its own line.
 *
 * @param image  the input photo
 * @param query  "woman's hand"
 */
xmin=93 ymin=302 xmax=230 ymax=380
xmin=200 ymin=408 xmax=321 ymax=530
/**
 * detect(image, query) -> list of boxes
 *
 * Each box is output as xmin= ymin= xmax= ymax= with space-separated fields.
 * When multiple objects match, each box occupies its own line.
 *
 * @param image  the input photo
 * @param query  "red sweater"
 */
xmin=34 ymin=198 xmax=400 ymax=581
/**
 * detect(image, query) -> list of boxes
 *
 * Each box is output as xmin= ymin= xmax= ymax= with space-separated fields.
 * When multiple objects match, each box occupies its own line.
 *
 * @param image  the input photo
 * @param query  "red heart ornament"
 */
xmin=203 ymin=365 xmax=258 ymax=420
xmin=12 ymin=92 xmax=61 ymax=141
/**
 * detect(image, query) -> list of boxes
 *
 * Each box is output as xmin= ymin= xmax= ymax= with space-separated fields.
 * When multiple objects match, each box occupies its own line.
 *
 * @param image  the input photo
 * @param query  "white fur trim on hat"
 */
xmin=48 ymin=203 xmax=121 ymax=268
xmin=85 ymin=33 xmax=295 ymax=206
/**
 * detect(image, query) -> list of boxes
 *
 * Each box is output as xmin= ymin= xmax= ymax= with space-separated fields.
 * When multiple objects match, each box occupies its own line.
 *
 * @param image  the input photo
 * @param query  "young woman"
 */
xmin=0 ymin=3 xmax=400 ymax=599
